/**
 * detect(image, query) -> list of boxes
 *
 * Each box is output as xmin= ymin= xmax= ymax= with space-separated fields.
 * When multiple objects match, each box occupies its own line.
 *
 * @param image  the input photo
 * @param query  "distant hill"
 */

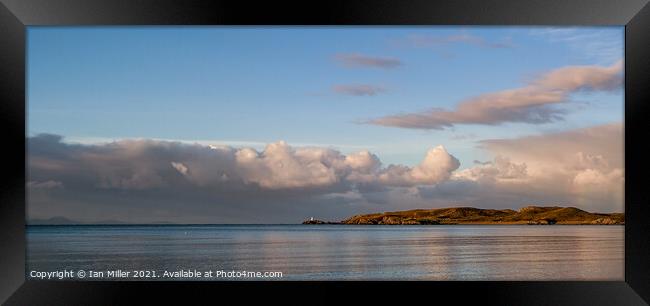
xmin=322 ymin=206 xmax=624 ymax=225
xmin=28 ymin=217 xmax=131 ymax=225
xmin=28 ymin=216 xmax=80 ymax=225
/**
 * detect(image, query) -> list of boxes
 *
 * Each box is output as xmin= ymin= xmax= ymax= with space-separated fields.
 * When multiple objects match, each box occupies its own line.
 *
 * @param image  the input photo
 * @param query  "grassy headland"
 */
xmin=303 ymin=206 xmax=624 ymax=225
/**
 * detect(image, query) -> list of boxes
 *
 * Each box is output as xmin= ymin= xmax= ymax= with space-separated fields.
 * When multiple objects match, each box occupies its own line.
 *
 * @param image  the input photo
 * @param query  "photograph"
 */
xmin=25 ymin=26 xmax=626 ymax=281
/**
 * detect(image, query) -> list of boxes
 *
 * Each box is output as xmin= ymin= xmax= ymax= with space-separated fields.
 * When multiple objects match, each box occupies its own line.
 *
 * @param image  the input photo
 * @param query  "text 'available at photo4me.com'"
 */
xmin=29 ymin=269 xmax=284 ymax=280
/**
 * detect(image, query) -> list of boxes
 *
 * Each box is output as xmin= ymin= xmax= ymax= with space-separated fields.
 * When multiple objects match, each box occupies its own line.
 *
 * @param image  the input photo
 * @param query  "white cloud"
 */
xmin=171 ymin=162 xmax=189 ymax=175
xmin=345 ymin=150 xmax=381 ymax=173
xmin=454 ymin=156 xmax=527 ymax=183
xmin=573 ymin=168 xmax=621 ymax=187
xmin=366 ymin=146 xmax=459 ymax=187
xmin=232 ymin=142 xmax=458 ymax=189
xmin=29 ymin=135 xmax=460 ymax=192
xmin=235 ymin=141 xmax=340 ymax=189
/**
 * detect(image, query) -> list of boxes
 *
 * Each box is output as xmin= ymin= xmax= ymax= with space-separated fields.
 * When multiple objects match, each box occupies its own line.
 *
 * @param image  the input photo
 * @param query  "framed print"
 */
xmin=1 ymin=0 xmax=649 ymax=304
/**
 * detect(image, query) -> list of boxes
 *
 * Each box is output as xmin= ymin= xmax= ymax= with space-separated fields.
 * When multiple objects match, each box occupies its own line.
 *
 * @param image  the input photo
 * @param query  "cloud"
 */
xmin=530 ymin=27 xmax=623 ymax=65
xmin=27 ymin=124 xmax=622 ymax=223
xmin=450 ymin=133 xmax=477 ymax=141
xmin=454 ymin=156 xmax=527 ymax=183
xmin=27 ymin=180 xmax=63 ymax=189
xmin=345 ymin=150 xmax=381 ymax=172
xmin=332 ymin=84 xmax=386 ymax=96
xmin=401 ymin=32 xmax=515 ymax=49
xmin=27 ymin=134 xmax=460 ymax=223
xmin=380 ymin=123 xmax=624 ymax=212
xmin=478 ymin=122 xmax=623 ymax=171
xmin=377 ymin=146 xmax=460 ymax=186
xmin=171 ymin=162 xmax=189 ymax=175
xmin=343 ymin=123 xmax=621 ymax=214
xmin=573 ymin=168 xmax=622 ymax=188
xmin=234 ymin=142 xmax=340 ymax=189
xmin=367 ymin=61 xmax=622 ymax=130
xmin=28 ymin=134 xmax=459 ymax=193
xmin=63 ymin=136 xmax=373 ymax=152
xmin=334 ymin=53 xmax=402 ymax=69
xmin=451 ymin=123 xmax=624 ymax=212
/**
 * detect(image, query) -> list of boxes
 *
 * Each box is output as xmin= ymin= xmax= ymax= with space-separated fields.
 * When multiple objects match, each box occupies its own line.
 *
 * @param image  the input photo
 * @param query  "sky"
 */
xmin=26 ymin=27 xmax=624 ymax=223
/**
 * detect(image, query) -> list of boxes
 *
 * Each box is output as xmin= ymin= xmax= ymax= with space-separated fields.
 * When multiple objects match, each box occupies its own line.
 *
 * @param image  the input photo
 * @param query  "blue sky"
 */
xmin=27 ymin=26 xmax=623 ymax=169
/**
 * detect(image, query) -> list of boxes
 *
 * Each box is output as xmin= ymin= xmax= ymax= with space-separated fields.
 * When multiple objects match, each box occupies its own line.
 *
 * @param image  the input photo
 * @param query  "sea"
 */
xmin=26 ymin=224 xmax=624 ymax=281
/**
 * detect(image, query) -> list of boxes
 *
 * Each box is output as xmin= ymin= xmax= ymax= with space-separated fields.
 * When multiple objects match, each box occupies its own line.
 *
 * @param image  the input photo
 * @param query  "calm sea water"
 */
xmin=26 ymin=225 xmax=623 ymax=281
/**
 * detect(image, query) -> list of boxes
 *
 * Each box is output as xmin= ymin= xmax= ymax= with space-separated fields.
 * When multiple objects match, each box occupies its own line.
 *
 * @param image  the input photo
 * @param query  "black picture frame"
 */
xmin=1 ymin=0 xmax=649 ymax=304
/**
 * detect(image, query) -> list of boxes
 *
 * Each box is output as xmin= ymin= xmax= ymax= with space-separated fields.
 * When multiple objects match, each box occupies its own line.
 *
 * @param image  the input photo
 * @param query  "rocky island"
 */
xmin=303 ymin=206 xmax=624 ymax=225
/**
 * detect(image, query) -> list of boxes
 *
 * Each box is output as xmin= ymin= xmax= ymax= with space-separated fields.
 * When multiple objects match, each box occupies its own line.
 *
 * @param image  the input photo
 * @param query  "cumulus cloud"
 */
xmin=332 ymin=84 xmax=386 ymax=96
xmin=27 ymin=123 xmax=623 ymax=223
xmin=335 ymin=123 xmax=620 ymax=214
xmin=454 ymin=156 xmax=527 ymax=183
xmin=234 ymin=141 xmax=341 ymax=189
xmin=482 ymin=123 xmax=624 ymax=202
xmin=334 ymin=53 xmax=402 ymax=69
xmin=26 ymin=134 xmax=463 ymax=222
xmin=479 ymin=122 xmax=623 ymax=171
xmin=573 ymin=168 xmax=622 ymax=188
xmin=451 ymin=123 xmax=624 ymax=212
xmin=345 ymin=150 xmax=381 ymax=172
xmin=368 ymin=60 xmax=622 ymax=129
xmin=378 ymin=146 xmax=460 ymax=186
xmin=28 ymin=135 xmax=459 ymax=193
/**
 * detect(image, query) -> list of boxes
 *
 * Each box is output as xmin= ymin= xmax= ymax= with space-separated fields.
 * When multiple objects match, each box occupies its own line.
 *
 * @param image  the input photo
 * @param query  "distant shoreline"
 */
xmin=26 ymin=223 xmax=625 ymax=227
xmin=303 ymin=206 xmax=625 ymax=225
xmin=26 ymin=205 xmax=624 ymax=226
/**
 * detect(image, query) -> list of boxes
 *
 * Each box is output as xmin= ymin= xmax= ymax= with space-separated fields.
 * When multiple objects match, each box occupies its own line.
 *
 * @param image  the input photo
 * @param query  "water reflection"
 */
xmin=26 ymin=225 xmax=624 ymax=280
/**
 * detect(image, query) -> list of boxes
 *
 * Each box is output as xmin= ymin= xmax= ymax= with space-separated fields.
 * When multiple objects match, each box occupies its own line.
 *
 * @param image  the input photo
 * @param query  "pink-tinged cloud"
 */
xmin=368 ymin=60 xmax=622 ymax=129
xmin=478 ymin=122 xmax=623 ymax=171
xmin=27 ymin=124 xmax=624 ymax=223
xmin=334 ymin=53 xmax=402 ymax=69
xmin=451 ymin=123 xmax=624 ymax=212
xmin=332 ymin=84 xmax=386 ymax=96
xmin=29 ymin=135 xmax=460 ymax=192
xmin=377 ymin=145 xmax=460 ymax=186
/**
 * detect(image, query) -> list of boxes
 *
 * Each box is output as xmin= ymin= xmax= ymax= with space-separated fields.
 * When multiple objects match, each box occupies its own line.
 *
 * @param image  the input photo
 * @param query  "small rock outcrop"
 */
xmin=302 ymin=219 xmax=340 ymax=224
